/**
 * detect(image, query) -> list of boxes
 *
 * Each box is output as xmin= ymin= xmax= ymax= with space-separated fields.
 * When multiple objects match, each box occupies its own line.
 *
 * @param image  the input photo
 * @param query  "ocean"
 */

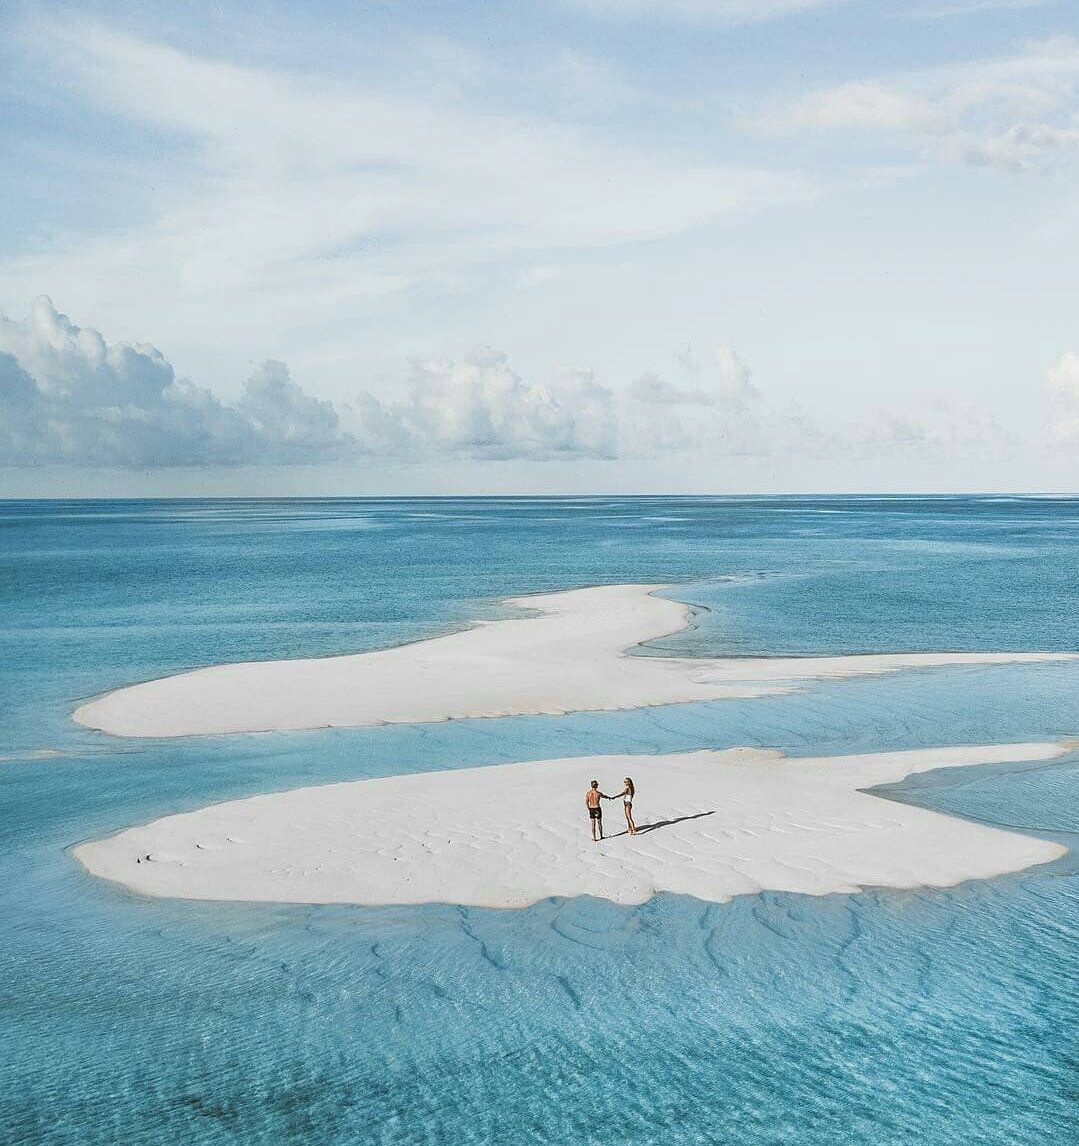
xmin=2 ymin=496 xmax=1077 ymax=1144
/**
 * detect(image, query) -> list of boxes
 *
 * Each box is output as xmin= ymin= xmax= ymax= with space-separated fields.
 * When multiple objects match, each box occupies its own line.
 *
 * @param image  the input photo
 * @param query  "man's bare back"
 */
xmin=585 ymin=780 xmax=608 ymax=840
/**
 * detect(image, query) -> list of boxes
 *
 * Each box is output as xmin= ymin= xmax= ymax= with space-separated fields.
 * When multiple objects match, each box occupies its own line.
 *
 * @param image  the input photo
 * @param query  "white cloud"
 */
xmin=623 ymin=358 xmax=1019 ymax=462
xmin=630 ymin=373 xmax=716 ymax=405
xmin=629 ymin=345 xmax=758 ymax=406
xmin=764 ymin=82 xmax=946 ymax=134
xmin=1 ymin=296 xmax=175 ymax=409
xmin=355 ymin=351 xmax=619 ymax=460
xmin=620 ymin=391 xmax=826 ymax=458
xmin=0 ymin=18 xmax=813 ymax=370
xmin=357 ymin=328 xmax=1011 ymax=472
xmin=749 ymin=36 xmax=1079 ymax=172
xmin=621 ymin=343 xmax=817 ymax=457
xmin=236 ymin=361 xmax=350 ymax=461
xmin=713 ymin=346 xmax=759 ymax=404
xmin=0 ymin=298 xmax=353 ymax=466
xmin=561 ymin=0 xmax=840 ymax=24
xmin=1047 ymin=348 xmax=1079 ymax=395
xmin=851 ymin=397 xmax=1015 ymax=456
xmin=1045 ymin=349 xmax=1079 ymax=443
xmin=950 ymin=120 xmax=1079 ymax=170
xmin=0 ymin=298 xmax=1028 ymax=471
xmin=0 ymin=300 xmax=624 ymax=467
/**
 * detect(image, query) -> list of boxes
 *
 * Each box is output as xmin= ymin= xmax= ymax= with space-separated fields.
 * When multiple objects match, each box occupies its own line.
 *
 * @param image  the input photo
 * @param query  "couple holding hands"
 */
xmin=584 ymin=777 xmax=636 ymax=841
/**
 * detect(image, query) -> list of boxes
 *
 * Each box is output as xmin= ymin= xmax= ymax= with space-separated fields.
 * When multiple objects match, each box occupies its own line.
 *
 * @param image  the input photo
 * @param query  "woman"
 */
xmin=617 ymin=777 xmax=637 ymax=835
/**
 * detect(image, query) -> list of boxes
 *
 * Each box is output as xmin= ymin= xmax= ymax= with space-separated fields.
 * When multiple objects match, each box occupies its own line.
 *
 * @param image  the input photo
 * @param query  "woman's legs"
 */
xmin=624 ymin=804 xmax=636 ymax=835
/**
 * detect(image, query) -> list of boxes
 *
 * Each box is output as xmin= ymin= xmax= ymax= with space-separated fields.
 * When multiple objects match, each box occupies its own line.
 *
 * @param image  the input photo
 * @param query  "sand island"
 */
xmin=75 ymin=743 xmax=1068 ymax=908
xmin=72 ymin=584 xmax=1075 ymax=910
xmin=73 ymin=584 xmax=1076 ymax=738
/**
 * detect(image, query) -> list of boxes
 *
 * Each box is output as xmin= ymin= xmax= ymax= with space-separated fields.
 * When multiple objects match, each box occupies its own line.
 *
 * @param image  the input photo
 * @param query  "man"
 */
xmin=585 ymin=779 xmax=611 ymax=842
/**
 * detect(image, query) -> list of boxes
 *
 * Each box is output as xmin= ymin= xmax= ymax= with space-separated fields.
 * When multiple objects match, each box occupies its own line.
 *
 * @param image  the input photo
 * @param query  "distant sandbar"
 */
xmin=72 ymin=584 xmax=1076 ymax=738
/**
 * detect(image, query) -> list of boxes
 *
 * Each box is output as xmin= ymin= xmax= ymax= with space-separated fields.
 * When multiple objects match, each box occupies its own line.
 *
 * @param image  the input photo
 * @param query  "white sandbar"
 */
xmin=74 ymin=742 xmax=1069 ymax=908
xmin=72 ymin=585 xmax=1076 ymax=738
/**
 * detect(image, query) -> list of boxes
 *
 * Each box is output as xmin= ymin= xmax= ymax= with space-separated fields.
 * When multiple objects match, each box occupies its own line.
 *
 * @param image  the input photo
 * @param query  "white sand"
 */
xmin=74 ymin=742 xmax=1069 ymax=908
xmin=72 ymin=584 xmax=1076 ymax=738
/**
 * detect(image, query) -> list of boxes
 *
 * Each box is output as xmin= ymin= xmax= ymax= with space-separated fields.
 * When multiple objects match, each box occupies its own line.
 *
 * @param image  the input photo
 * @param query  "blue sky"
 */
xmin=2 ymin=0 xmax=1079 ymax=494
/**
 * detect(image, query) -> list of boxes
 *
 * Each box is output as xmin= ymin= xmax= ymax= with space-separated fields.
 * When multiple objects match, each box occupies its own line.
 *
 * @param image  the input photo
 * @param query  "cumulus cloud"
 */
xmin=851 ymin=398 xmax=1015 ymax=456
xmin=0 ymin=298 xmax=1025 ymax=472
xmin=621 ymin=345 xmax=819 ymax=458
xmin=236 ymin=361 xmax=349 ymax=461
xmin=629 ymin=345 xmax=759 ymax=407
xmin=0 ymin=300 xmax=620 ymax=468
xmin=1045 ymin=349 xmax=1079 ymax=443
xmin=624 ymin=353 xmax=1019 ymax=462
xmin=0 ymin=298 xmax=354 ymax=467
xmin=629 ymin=373 xmax=714 ymax=405
xmin=621 ymin=392 xmax=825 ymax=459
xmin=1047 ymin=349 xmax=1079 ymax=395
xmin=0 ymin=354 xmax=49 ymax=463
xmin=355 ymin=351 xmax=618 ymax=460
xmin=713 ymin=347 xmax=759 ymax=405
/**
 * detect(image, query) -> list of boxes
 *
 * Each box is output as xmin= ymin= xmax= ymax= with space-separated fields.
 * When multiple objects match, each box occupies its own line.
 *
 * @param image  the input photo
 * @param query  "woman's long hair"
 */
xmin=624 ymin=777 xmax=635 ymax=797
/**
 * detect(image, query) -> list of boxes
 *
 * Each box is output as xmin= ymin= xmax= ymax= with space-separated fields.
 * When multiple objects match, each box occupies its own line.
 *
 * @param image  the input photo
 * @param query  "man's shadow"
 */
xmin=611 ymin=810 xmax=715 ymax=838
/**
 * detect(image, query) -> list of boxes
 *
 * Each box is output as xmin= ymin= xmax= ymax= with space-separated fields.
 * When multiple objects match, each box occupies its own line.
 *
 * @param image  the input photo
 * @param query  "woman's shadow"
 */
xmin=613 ymin=810 xmax=715 ymax=838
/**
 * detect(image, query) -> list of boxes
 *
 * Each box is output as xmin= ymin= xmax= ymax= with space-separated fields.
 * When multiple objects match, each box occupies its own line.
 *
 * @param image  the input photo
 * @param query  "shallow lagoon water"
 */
xmin=2 ymin=497 xmax=1078 ymax=1144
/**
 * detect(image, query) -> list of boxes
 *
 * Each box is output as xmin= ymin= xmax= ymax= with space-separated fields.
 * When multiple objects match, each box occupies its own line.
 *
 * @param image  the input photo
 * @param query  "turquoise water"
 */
xmin=2 ymin=496 xmax=1078 ymax=1144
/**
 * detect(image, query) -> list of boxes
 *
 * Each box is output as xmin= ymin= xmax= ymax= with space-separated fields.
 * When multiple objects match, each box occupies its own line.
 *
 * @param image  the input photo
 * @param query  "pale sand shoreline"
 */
xmin=73 ymin=584 xmax=1077 ymax=738
xmin=74 ymin=743 xmax=1069 ymax=908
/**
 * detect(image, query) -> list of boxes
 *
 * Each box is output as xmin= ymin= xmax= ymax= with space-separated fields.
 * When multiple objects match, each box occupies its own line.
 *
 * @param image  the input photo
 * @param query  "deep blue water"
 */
xmin=2 ymin=496 xmax=1078 ymax=1144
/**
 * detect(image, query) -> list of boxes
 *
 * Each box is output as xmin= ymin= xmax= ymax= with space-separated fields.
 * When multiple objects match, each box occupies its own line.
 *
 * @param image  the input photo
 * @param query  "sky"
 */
xmin=2 ymin=0 xmax=1079 ymax=495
